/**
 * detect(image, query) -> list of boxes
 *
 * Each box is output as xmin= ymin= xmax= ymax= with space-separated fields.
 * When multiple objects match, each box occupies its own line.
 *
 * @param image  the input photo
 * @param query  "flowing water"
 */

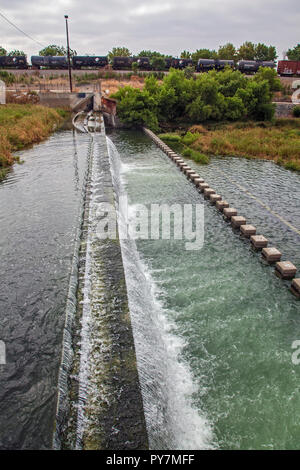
xmin=0 ymin=131 xmax=91 ymax=449
xmin=1 ymin=126 xmax=300 ymax=450
xmin=108 ymin=130 xmax=300 ymax=450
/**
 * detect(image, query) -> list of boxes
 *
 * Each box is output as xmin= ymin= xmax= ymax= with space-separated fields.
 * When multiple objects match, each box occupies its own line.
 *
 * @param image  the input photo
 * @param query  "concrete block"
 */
xmin=193 ymin=177 xmax=204 ymax=185
xmin=204 ymin=188 xmax=216 ymax=198
xmin=180 ymin=164 xmax=190 ymax=171
xmin=275 ymin=261 xmax=297 ymax=280
xmin=183 ymin=167 xmax=192 ymax=175
xmin=240 ymin=224 xmax=256 ymax=237
xmin=250 ymin=235 xmax=268 ymax=249
xmin=199 ymin=182 xmax=209 ymax=192
xmin=216 ymin=200 xmax=229 ymax=211
xmin=262 ymin=247 xmax=282 ymax=263
xmin=291 ymin=278 xmax=300 ymax=298
xmin=231 ymin=216 xmax=246 ymax=228
xmin=210 ymin=194 xmax=222 ymax=204
xmin=223 ymin=207 xmax=238 ymax=219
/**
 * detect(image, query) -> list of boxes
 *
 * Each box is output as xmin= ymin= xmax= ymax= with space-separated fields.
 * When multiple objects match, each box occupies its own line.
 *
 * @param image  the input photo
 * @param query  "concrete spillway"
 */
xmin=54 ymin=122 xmax=148 ymax=450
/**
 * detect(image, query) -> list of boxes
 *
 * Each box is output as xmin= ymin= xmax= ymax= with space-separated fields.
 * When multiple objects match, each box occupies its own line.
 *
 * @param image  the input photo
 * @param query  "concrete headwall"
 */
xmin=38 ymin=92 xmax=93 ymax=111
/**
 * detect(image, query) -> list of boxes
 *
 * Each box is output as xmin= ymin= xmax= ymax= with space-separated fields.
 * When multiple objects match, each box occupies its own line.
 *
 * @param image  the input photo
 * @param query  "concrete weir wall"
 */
xmin=55 ymin=128 xmax=148 ymax=450
xmin=38 ymin=92 xmax=94 ymax=111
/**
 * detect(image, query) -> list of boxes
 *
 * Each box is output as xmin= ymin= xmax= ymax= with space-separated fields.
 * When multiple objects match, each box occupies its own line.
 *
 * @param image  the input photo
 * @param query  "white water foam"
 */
xmin=107 ymin=136 xmax=217 ymax=450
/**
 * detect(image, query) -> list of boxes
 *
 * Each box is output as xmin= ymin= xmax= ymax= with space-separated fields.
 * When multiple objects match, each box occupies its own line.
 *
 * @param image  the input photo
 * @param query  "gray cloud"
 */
xmin=0 ymin=0 xmax=298 ymax=59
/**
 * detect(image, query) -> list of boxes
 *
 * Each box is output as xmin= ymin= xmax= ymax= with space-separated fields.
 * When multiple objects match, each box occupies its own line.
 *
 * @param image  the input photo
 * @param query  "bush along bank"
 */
xmin=0 ymin=104 xmax=65 ymax=181
xmin=111 ymin=67 xmax=281 ymax=131
xmin=159 ymin=118 xmax=300 ymax=171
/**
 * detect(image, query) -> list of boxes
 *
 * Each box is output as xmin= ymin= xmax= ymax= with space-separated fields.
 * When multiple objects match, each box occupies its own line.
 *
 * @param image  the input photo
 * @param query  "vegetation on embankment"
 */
xmin=159 ymin=118 xmax=300 ymax=171
xmin=112 ymin=67 xmax=282 ymax=131
xmin=0 ymin=104 xmax=65 ymax=180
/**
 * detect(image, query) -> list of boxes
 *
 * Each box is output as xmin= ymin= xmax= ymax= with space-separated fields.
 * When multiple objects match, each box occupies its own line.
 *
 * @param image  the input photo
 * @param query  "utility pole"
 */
xmin=64 ymin=15 xmax=73 ymax=92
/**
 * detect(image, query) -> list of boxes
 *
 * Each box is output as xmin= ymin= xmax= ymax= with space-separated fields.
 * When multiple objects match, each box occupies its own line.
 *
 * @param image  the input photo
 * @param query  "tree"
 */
xmin=255 ymin=43 xmax=277 ymax=61
xmin=150 ymin=56 xmax=166 ymax=71
xmin=191 ymin=49 xmax=216 ymax=61
xmin=253 ymin=67 xmax=282 ymax=92
xmin=266 ymin=45 xmax=277 ymax=61
xmin=112 ymin=67 xmax=275 ymax=130
xmin=39 ymin=44 xmax=76 ymax=57
xmin=218 ymin=43 xmax=237 ymax=60
xmin=184 ymin=66 xmax=195 ymax=79
xmin=180 ymin=50 xmax=192 ymax=59
xmin=108 ymin=47 xmax=131 ymax=61
xmin=138 ymin=50 xmax=165 ymax=58
xmin=287 ymin=44 xmax=300 ymax=61
xmin=131 ymin=61 xmax=138 ymax=73
xmin=238 ymin=42 xmax=256 ymax=60
xmin=0 ymin=47 xmax=7 ymax=56
xmin=8 ymin=50 xmax=26 ymax=56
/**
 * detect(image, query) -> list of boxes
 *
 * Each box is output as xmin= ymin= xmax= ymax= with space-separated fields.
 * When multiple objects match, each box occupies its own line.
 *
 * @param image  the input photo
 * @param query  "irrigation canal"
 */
xmin=0 ymin=128 xmax=299 ymax=449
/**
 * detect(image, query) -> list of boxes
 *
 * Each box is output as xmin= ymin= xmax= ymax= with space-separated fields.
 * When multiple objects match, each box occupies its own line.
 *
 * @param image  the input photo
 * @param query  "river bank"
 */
xmin=159 ymin=118 xmax=300 ymax=171
xmin=0 ymin=104 xmax=66 ymax=181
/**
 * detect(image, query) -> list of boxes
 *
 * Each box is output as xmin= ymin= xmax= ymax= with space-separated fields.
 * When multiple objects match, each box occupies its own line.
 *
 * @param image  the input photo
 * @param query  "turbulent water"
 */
xmin=1 ymin=127 xmax=300 ymax=450
xmin=108 ymin=130 xmax=300 ymax=450
xmin=0 ymin=131 xmax=90 ymax=449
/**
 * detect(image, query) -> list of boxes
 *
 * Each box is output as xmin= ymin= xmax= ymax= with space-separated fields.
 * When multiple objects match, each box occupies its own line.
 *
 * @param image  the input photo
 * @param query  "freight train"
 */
xmin=196 ymin=59 xmax=275 ymax=73
xmin=0 ymin=55 xmax=28 ymax=69
xmin=277 ymin=60 xmax=300 ymax=76
xmin=0 ymin=54 xmax=299 ymax=76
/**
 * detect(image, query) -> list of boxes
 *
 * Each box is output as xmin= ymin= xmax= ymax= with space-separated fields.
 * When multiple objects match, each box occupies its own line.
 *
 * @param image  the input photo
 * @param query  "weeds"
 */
xmin=0 ymin=104 xmax=63 ymax=181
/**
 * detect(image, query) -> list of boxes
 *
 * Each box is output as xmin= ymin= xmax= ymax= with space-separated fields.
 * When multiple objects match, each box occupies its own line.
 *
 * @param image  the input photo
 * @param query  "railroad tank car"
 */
xmin=178 ymin=59 xmax=194 ymax=69
xmin=277 ymin=60 xmax=300 ymax=76
xmin=0 ymin=55 xmax=28 ymax=69
xmin=112 ymin=56 xmax=135 ymax=70
xmin=215 ymin=59 xmax=235 ymax=70
xmin=135 ymin=57 xmax=151 ymax=70
xmin=31 ymin=56 xmax=68 ymax=69
xmin=196 ymin=59 xmax=215 ymax=72
xmin=237 ymin=60 xmax=259 ymax=73
xmin=257 ymin=61 xmax=276 ymax=69
xmin=72 ymin=56 xmax=108 ymax=69
xmin=164 ymin=58 xmax=180 ymax=69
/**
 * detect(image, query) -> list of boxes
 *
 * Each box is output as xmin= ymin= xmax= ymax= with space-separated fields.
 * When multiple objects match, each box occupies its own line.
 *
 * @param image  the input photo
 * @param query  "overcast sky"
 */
xmin=0 ymin=0 xmax=299 ymax=60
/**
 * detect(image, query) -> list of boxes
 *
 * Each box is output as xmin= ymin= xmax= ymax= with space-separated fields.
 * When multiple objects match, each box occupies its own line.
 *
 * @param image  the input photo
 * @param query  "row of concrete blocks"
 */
xmin=143 ymin=128 xmax=300 ymax=298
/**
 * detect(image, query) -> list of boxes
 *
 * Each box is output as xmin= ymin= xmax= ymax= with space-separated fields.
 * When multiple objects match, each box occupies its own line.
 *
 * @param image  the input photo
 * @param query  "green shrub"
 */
xmin=112 ymin=67 xmax=275 ymax=128
xmin=182 ymin=131 xmax=199 ymax=145
xmin=158 ymin=133 xmax=182 ymax=142
xmin=293 ymin=106 xmax=300 ymax=118
xmin=182 ymin=146 xmax=209 ymax=164
xmin=182 ymin=148 xmax=192 ymax=157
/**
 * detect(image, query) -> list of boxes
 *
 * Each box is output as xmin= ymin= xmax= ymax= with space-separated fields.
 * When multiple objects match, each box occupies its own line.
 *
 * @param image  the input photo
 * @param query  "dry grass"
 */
xmin=188 ymin=119 xmax=300 ymax=171
xmin=0 ymin=104 xmax=63 ymax=180
xmin=101 ymin=76 xmax=145 ymax=97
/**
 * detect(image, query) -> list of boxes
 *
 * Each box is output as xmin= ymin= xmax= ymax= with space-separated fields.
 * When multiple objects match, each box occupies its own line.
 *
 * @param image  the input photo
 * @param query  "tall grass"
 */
xmin=0 ymin=104 xmax=63 ymax=180
xmin=189 ymin=119 xmax=300 ymax=171
xmin=159 ymin=119 xmax=300 ymax=171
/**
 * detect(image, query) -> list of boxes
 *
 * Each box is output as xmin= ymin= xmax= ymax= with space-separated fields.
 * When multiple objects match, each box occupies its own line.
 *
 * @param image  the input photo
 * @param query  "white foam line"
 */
xmin=75 ymin=137 xmax=95 ymax=449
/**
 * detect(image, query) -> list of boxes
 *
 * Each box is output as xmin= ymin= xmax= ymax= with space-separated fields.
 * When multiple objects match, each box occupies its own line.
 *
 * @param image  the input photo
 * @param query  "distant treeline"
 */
xmin=1 ymin=42 xmax=300 ymax=62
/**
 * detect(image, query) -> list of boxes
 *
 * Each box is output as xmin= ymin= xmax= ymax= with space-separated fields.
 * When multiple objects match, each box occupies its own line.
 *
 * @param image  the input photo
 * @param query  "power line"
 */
xmin=0 ymin=9 xmax=45 ymax=48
